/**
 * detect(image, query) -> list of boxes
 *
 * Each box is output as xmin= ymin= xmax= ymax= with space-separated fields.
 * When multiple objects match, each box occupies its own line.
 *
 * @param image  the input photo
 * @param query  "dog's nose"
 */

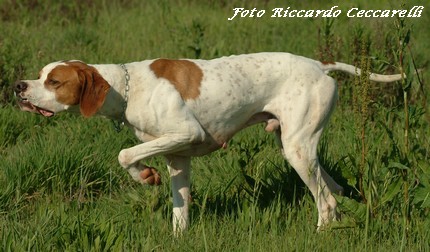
xmin=14 ymin=81 xmax=28 ymax=93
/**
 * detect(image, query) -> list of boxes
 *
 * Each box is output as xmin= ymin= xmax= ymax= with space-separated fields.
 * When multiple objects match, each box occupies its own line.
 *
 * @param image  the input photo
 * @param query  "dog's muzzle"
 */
xmin=14 ymin=81 xmax=55 ymax=117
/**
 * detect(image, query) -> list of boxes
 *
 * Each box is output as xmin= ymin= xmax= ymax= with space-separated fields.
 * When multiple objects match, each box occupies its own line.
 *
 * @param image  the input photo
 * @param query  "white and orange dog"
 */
xmin=15 ymin=52 xmax=402 ymax=233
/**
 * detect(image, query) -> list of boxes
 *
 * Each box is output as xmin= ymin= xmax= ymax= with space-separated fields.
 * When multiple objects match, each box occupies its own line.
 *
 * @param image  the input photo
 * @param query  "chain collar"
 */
xmin=112 ymin=63 xmax=130 ymax=132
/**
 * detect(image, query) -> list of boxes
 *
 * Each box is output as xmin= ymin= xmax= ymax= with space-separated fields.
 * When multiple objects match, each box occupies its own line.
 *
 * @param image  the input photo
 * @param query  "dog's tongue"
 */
xmin=36 ymin=107 xmax=54 ymax=117
xmin=18 ymin=100 xmax=54 ymax=117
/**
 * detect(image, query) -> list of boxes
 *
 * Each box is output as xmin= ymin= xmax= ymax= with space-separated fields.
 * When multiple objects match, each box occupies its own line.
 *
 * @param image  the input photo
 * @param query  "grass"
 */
xmin=1 ymin=0 xmax=430 ymax=250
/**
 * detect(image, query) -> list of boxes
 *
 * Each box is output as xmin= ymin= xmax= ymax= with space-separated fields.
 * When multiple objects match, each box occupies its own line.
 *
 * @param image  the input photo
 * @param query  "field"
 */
xmin=1 ymin=0 xmax=430 ymax=251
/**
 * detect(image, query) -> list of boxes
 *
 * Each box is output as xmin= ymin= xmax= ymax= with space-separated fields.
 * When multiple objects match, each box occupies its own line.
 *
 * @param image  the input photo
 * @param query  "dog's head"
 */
xmin=14 ymin=61 xmax=110 ymax=118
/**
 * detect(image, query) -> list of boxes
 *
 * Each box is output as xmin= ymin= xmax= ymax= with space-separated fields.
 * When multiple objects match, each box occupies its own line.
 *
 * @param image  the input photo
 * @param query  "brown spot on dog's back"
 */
xmin=149 ymin=59 xmax=203 ymax=100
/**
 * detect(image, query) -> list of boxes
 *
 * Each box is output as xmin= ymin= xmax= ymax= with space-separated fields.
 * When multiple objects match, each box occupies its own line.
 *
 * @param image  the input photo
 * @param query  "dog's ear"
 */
xmin=78 ymin=67 xmax=110 ymax=118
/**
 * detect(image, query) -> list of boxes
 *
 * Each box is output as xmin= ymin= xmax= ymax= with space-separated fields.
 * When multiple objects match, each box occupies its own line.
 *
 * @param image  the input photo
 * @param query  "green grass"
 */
xmin=1 ymin=0 xmax=430 ymax=250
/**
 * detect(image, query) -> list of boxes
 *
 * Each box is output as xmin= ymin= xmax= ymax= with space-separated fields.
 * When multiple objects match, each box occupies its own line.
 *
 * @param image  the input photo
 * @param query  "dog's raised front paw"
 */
xmin=140 ymin=166 xmax=162 ymax=186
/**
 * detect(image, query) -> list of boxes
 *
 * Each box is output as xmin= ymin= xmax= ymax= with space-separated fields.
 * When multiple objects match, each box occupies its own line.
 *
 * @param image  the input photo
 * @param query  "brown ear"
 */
xmin=78 ymin=68 xmax=110 ymax=117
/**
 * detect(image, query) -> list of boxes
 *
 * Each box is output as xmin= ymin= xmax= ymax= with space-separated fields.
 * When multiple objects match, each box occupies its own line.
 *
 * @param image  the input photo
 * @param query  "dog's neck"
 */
xmin=90 ymin=64 xmax=130 ymax=121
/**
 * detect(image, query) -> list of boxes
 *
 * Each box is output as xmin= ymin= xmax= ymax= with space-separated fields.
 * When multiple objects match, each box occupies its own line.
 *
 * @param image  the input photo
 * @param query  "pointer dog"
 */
xmin=14 ymin=52 xmax=403 ymax=233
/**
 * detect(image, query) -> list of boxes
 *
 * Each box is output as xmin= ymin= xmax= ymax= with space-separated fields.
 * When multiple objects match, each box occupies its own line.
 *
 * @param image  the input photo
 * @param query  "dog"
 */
xmin=14 ymin=52 xmax=403 ymax=234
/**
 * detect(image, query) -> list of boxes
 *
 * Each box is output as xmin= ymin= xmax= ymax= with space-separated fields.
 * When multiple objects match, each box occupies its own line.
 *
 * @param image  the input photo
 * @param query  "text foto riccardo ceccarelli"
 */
xmin=227 ymin=6 xmax=424 ymax=20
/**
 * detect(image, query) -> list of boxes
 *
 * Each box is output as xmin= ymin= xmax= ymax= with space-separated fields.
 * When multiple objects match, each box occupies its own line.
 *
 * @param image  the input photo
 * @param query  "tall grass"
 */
xmin=1 ymin=0 xmax=429 ymax=250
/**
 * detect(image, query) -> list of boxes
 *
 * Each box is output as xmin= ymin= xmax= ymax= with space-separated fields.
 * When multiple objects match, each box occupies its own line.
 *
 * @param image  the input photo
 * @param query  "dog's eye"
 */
xmin=48 ymin=79 xmax=60 ymax=85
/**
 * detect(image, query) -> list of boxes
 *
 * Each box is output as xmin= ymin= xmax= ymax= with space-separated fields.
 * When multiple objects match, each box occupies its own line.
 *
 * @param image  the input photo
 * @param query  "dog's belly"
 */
xmin=172 ymin=120 xmax=249 ymax=157
xmin=174 ymin=112 xmax=279 ymax=157
xmin=174 ymin=136 xmax=224 ymax=156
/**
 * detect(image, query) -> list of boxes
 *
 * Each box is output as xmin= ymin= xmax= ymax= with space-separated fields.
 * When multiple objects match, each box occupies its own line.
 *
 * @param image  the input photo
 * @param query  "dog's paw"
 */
xmin=140 ymin=166 xmax=162 ymax=186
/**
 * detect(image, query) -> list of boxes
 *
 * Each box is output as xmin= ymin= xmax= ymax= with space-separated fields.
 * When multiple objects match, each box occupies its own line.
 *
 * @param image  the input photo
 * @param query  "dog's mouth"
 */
xmin=17 ymin=98 xmax=55 ymax=117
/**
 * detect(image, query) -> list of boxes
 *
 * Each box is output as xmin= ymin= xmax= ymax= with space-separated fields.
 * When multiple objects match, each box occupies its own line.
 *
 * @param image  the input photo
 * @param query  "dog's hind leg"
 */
xmin=277 ymin=74 xmax=343 ymax=229
xmin=281 ymin=128 xmax=342 ymax=228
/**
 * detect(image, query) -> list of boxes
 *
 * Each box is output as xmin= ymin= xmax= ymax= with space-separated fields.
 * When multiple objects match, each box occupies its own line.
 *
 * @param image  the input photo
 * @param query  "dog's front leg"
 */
xmin=165 ymin=155 xmax=191 ymax=235
xmin=117 ymin=133 xmax=199 ymax=183
xmin=120 ymin=142 xmax=192 ymax=234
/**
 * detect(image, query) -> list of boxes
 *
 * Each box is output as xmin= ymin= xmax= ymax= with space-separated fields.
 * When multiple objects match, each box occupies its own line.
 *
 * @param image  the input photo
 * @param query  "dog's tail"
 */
xmin=318 ymin=61 xmax=403 ymax=83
